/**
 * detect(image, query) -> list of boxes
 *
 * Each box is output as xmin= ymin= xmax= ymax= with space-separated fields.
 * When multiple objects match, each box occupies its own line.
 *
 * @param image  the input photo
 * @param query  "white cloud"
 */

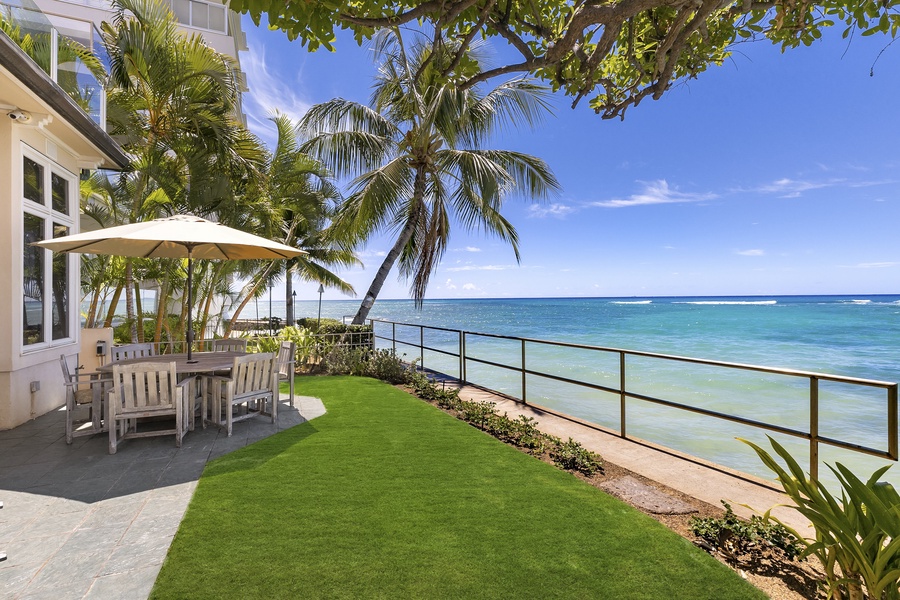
xmin=445 ymin=265 xmax=515 ymax=272
xmin=451 ymin=246 xmax=482 ymax=252
xmin=241 ymin=45 xmax=312 ymax=148
xmin=754 ymin=178 xmax=842 ymax=198
xmin=357 ymin=249 xmax=387 ymax=258
xmin=737 ymin=249 xmax=765 ymax=256
xmin=590 ymin=180 xmax=716 ymax=208
xmin=527 ymin=203 xmax=576 ymax=218
xmin=462 ymin=283 xmax=478 ymax=291
xmin=445 ymin=279 xmax=457 ymax=290
xmin=841 ymin=262 xmax=900 ymax=269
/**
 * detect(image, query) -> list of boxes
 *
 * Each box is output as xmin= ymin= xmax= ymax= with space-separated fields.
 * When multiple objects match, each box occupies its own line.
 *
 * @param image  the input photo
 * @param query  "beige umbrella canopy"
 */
xmin=34 ymin=214 xmax=306 ymax=360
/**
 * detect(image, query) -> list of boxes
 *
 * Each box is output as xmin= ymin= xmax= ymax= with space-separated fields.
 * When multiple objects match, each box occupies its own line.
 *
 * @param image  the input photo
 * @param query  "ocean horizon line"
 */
xmin=325 ymin=292 xmax=900 ymax=303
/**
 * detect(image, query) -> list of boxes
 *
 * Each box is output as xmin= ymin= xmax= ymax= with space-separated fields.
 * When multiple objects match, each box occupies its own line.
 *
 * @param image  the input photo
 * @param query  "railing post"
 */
xmin=521 ymin=339 xmax=527 ymax=404
xmin=461 ymin=331 xmax=467 ymax=383
xmin=620 ymin=351 xmax=627 ymax=438
xmin=810 ymin=376 xmax=819 ymax=482
xmin=419 ymin=325 xmax=424 ymax=371
xmin=392 ymin=322 xmax=396 ymax=354
xmin=889 ymin=383 xmax=898 ymax=460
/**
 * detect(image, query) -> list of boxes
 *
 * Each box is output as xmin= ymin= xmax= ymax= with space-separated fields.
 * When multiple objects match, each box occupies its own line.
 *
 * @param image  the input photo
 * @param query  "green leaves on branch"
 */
xmin=743 ymin=437 xmax=900 ymax=599
xmin=229 ymin=0 xmax=900 ymax=119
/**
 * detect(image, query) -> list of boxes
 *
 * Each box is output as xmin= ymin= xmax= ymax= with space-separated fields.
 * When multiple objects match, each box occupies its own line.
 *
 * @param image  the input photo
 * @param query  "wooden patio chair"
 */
xmin=59 ymin=354 xmax=106 ymax=444
xmin=211 ymin=338 xmax=248 ymax=352
xmin=201 ymin=353 xmax=276 ymax=437
xmin=276 ymin=341 xmax=296 ymax=406
xmin=110 ymin=342 xmax=155 ymax=362
xmin=107 ymin=361 xmax=192 ymax=454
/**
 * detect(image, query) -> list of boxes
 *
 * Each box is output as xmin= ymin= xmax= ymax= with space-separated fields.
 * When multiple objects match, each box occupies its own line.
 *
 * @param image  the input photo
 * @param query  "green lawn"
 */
xmin=152 ymin=376 xmax=764 ymax=599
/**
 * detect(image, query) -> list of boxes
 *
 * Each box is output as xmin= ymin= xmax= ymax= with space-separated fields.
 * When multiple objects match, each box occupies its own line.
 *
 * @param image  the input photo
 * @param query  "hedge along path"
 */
xmin=152 ymin=376 xmax=765 ymax=599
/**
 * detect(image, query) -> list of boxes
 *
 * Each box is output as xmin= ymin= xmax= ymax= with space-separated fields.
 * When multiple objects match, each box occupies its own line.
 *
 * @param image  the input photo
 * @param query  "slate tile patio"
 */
xmin=0 ymin=394 xmax=325 ymax=600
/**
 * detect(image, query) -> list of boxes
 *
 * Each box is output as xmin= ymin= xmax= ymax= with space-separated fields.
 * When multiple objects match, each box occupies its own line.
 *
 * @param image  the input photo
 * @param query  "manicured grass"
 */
xmin=152 ymin=376 xmax=764 ymax=599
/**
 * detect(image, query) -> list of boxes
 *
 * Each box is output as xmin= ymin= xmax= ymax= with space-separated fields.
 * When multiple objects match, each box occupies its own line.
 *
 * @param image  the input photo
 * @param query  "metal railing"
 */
xmin=370 ymin=319 xmax=899 ymax=481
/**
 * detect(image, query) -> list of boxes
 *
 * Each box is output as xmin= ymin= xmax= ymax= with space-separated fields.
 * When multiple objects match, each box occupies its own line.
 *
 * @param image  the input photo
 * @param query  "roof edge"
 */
xmin=0 ymin=30 xmax=130 ymax=170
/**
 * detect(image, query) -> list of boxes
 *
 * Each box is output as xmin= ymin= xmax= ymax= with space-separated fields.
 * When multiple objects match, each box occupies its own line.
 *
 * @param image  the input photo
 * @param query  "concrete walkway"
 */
xmin=0 ymin=394 xmax=326 ymax=600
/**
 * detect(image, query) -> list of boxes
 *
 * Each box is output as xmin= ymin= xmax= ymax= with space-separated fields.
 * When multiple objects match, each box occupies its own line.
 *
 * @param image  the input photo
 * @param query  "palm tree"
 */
xmin=301 ymin=32 xmax=560 ymax=325
xmin=100 ymin=0 xmax=266 ymax=341
xmin=222 ymin=113 xmax=359 ymax=336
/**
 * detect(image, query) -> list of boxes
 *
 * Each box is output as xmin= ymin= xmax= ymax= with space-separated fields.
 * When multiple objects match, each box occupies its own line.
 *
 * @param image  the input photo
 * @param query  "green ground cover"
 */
xmin=151 ymin=376 xmax=764 ymax=599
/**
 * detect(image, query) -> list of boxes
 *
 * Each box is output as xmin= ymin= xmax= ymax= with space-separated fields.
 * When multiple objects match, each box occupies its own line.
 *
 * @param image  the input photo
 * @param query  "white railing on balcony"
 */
xmin=1 ymin=0 xmax=107 ymax=129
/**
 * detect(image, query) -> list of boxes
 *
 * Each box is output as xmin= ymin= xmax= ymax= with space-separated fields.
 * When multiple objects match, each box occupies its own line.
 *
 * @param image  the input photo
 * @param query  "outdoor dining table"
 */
xmin=96 ymin=351 xmax=251 ymax=431
xmin=96 ymin=350 xmax=249 ymax=376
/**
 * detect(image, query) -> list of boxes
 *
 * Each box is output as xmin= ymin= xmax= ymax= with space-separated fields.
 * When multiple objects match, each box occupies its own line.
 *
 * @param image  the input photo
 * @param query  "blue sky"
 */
xmin=238 ymin=16 xmax=900 ymax=302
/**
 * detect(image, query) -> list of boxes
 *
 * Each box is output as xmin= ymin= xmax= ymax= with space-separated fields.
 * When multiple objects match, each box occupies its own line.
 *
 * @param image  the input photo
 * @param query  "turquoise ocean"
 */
xmin=276 ymin=294 xmax=900 ymax=490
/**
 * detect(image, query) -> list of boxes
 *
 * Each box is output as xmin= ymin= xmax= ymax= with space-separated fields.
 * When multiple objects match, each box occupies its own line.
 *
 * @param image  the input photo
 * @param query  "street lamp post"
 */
xmin=317 ymin=284 xmax=324 ymax=330
xmin=291 ymin=290 xmax=297 ymax=326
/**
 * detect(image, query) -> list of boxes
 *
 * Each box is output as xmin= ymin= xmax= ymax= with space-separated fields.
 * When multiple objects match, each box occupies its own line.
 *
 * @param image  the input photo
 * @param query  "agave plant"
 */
xmin=743 ymin=437 xmax=900 ymax=600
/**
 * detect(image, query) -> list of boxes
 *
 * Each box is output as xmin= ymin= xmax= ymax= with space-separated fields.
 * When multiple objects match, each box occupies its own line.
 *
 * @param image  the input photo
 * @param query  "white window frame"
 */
xmin=171 ymin=0 xmax=230 ymax=35
xmin=21 ymin=144 xmax=78 ymax=353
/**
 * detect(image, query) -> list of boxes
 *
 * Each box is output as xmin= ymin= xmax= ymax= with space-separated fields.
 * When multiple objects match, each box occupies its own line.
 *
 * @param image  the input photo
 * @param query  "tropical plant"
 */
xmin=743 ymin=437 xmax=900 ymax=600
xmin=222 ymin=113 xmax=357 ymax=336
xmin=690 ymin=501 xmax=802 ymax=563
xmin=301 ymin=31 xmax=560 ymax=324
xmin=101 ymin=0 xmax=266 ymax=341
xmin=233 ymin=0 xmax=900 ymax=120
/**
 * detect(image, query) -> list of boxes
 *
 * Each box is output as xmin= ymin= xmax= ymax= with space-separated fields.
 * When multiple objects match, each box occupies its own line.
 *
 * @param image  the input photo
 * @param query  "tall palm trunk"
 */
xmin=124 ymin=260 xmax=137 ymax=341
xmin=103 ymin=283 xmax=123 ymax=328
xmin=223 ymin=263 xmax=275 ymax=337
xmin=134 ymin=281 xmax=144 ymax=342
xmin=351 ymin=169 xmax=426 ymax=325
xmin=86 ymin=287 xmax=101 ymax=328
xmin=154 ymin=278 xmax=169 ymax=344
xmin=285 ymin=264 xmax=294 ymax=326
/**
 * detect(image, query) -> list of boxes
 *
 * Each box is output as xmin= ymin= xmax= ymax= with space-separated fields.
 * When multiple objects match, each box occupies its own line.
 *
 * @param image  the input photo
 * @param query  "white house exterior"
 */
xmin=32 ymin=0 xmax=249 ymax=123
xmin=0 ymin=27 xmax=128 ymax=429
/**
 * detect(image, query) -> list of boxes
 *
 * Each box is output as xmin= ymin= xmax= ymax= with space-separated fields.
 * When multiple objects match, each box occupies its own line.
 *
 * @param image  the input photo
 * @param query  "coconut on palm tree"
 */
xmin=301 ymin=31 xmax=560 ymax=325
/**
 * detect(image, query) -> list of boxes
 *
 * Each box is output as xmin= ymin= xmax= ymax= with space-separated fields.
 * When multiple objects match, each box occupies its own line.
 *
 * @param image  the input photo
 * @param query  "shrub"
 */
xmin=458 ymin=400 xmax=497 ymax=430
xmin=550 ymin=437 xmax=603 ymax=476
xmin=367 ymin=349 xmax=408 ymax=384
xmin=743 ymin=437 xmax=900 ymax=600
xmin=324 ymin=345 xmax=370 ymax=376
xmin=506 ymin=415 xmax=547 ymax=454
xmin=690 ymin=501 xmax=802 ymax=562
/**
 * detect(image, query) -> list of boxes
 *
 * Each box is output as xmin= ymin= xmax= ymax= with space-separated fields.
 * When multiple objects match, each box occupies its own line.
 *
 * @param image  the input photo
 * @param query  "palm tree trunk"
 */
xmin=103 ymin=284 xmax=123 ymax=328
xmin=124 ymin=260 xmax=137 ymax=342
xmin=223 ymin=263 xmax=275 ymax=337
xmin=351 ymin=170 xmax=426 ymax=325
xmin=86 ymin=287 xmax=100 ymax=329
xmin=154 ymin=278 xmax=169 ymax=343
xmin=136 ymin=283 xmax=145 ymax=342
xmin=286 ymin=263 xmax=294 ymax=326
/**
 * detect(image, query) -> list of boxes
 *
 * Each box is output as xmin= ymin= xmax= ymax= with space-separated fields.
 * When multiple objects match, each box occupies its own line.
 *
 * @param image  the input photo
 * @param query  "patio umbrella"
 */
xmin=33 ymin=214 xmax=306 ymax=361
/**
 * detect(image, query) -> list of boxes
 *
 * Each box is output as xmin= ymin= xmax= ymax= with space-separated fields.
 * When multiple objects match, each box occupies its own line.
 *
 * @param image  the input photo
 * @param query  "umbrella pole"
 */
xmin=187 ymin=249 xmax=196 ymax=363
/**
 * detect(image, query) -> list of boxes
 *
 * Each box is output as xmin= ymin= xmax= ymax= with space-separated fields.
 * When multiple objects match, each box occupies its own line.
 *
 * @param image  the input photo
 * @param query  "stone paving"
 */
xmin=0 ymin=394 xmax=326 ymax=600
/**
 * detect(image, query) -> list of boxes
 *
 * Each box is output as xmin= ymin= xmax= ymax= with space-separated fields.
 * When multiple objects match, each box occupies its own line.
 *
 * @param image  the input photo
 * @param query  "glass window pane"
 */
xmin=172 ymin=0 xmax=191 ymax=25
xmin=209 ymin=5 xmax=225 ymax=32
xmin=52 ymin=224 xmax=70 ymax=340
xmin=52 ymin=173 xmax=69 ymax=214
xmin=23 ymin=214 xmax=44 ymax=345
xmin=24 ymin=157 xmax=43 ymax=205
xmin=191 ymin=1 xmax=209 ymax=29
